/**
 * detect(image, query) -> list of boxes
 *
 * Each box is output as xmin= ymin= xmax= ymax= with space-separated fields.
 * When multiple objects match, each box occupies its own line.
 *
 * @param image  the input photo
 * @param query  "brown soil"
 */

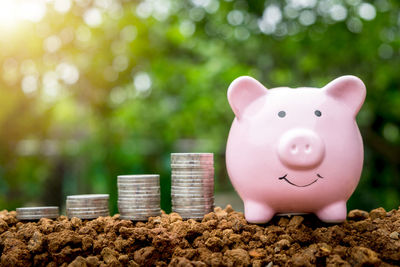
xmin=0 ymin=206 xmax=400 ymax=266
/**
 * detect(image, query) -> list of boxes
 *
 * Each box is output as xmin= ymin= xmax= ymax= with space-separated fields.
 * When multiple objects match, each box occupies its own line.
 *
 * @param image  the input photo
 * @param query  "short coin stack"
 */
xmin=66 ymin=194 xmax=109 ymax=219
xmin=171 ymin=153 xmax=214 ymax=220
xmin=16 ymin=206 xmax=59 ymax=220
xmin=117 ymin=174 xmax=161 ymax=221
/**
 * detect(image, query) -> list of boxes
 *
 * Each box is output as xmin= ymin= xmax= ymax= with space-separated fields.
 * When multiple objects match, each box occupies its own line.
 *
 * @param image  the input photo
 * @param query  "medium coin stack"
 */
xmin=171 ymin=153 xmax=214 ymax=220
xmin=117 ymin=174 xmax=161 ymax=221
xmin=66 ymin=194 xmax=109 ymax=219
xmin=16 ymin=206 xmax=59 ymax=220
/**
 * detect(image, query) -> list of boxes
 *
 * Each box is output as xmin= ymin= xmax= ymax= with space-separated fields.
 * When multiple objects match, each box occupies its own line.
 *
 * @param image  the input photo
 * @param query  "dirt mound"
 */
xmin=0 ymin=206 xmax=399 ymax=266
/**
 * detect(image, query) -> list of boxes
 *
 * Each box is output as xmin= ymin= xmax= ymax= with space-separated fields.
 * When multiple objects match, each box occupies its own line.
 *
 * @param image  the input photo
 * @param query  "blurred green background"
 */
xmin=0 ymin=0 xmax=399 ymax=214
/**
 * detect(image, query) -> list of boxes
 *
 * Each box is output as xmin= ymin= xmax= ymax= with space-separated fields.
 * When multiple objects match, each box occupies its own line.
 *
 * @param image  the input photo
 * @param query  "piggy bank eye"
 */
xmin=314 ymin=110 xmax=322 ymax=117
xmin=278 ymin=111 xmax=286 ymax=118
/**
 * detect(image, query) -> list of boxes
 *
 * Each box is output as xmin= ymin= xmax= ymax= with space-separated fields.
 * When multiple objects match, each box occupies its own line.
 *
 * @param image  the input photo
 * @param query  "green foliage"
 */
xmin=0 ymin=0 xmax=399 ymax=213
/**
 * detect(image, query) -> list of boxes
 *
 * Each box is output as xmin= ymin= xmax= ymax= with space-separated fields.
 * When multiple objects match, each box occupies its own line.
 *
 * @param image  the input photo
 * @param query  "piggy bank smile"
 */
xmin=226 ymin=75 xmax=366 ymax=224
xmin=278 ymin=173 xmax=324 ymax=188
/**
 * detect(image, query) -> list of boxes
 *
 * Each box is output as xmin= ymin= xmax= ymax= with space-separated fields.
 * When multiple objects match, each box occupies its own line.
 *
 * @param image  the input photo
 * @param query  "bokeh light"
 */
xmin=0 ymin=0 xmax=399 ymax=215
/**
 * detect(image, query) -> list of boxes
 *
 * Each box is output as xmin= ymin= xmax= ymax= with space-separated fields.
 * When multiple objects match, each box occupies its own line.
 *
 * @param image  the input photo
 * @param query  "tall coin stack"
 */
xmin=66 ymin=194 xmax=109 ymax=219
xmin=16 ymin=206 xmax=59 ymax=220
xmin=117 ymin=174 xmax=161 ymax=221
xmin=171 ymin=153 xmax=214 ymax=220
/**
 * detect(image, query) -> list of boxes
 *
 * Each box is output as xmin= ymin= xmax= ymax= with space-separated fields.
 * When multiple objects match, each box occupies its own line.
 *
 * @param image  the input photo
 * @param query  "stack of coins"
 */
xmin=16 ymin=206 xmax=59 ymax=220
xmin=66 ymin=194 xmax=109 ymax=219
xmin=171 ymin=153 xmax=214 ymax=220
xmin=117 ymin=174 xmax=161 ymax=221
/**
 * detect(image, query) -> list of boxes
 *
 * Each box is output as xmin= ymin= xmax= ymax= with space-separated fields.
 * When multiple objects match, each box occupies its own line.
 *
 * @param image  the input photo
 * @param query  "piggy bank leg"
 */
xmin=316 ymin=201 xmax=347 ymax=223
xmin=244 ymin=200 xmax=275 ymax=223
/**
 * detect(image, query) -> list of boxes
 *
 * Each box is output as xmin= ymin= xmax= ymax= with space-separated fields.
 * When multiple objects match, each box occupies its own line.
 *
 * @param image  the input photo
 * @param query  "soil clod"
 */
xmin=0 ymin=207 xmax=400 ymax=266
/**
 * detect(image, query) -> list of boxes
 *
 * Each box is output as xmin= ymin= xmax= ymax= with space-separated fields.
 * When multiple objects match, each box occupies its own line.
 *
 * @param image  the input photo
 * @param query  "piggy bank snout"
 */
xmin=277 ymin=129 xmax=325 ymax=169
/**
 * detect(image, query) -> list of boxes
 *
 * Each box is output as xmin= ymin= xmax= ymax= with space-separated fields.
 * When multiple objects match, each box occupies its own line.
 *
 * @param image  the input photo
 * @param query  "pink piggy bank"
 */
xmin=226 ymin=76 xmax=366 ymax=223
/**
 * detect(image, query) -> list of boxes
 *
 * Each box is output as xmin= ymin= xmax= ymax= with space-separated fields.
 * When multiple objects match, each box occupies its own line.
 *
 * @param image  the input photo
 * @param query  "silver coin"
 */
xmin=17 ymin=214 xmax=59 ymax=220
xmin=70 ymin=215 xmax=109 ymax=219
xmin=66 ymin=207 xmax=109 ymax=211
xmin=118 ymin=208 xmax=161 ymax=213
xmin=171 ymin=152 xmax=213 ymax=159
xmin=117 ymin=177 xmax=159 ymax=183
xmin=171 ymin=192 xmax=213 ymax=196
xmin=171 ymin=165 xmax=213 ymax=170
xmin=171 ymin=193 xmax=214 ymax=198
xmin=66 ymin=199 xmax=109 ymax=203
xmin=67 ymin=194 xmax=109 ymax=200
xmin=171 ymin=197 xmax=214 ymax=202
xmin=117 ymin=182 xmax=160 ymax=186
xmin=118 ymin=193 xmax=160 ymax=197
xmin=119 ymin=212 xmax=161 ymax=217
xmin=171 ymin=177 xmax=214 ymax=181
xmin=118 ymin=199 xmax=160 ymax=205
xmin=172 ymin=175 xmax=213 ymax=179
xmin=117 ymin=201 xmax=159 ymax=205
xmin=171 ymin=188 xmax=213 ymax=193
xmin=171 ymin=177 xmax=213 ymax=181
xmin=117 ymin=185 xmax=160 ymax=189
xmin=118 ymin=194 xmax=160 ymax=197
xmin=117 ymin=180 xmax=159 ymax=183
xmin=171 ymin=184 xmax=214 ymax=188
xmin=171 ymin=193 xmax=214 ymax=197
xmin=68 ymin=214 xmax=109 ymax=219
xmin=16 ymin=207 xmax=59 ymax=220
xmin=118 ymin=203 xmax=160 ymax=209
xmin=67 ymin=214 xmax=109 ymax=219
xmin=117 ymin=179 xmax=159 ymax=183
xmin=171 ymin=182 xmax=213 ymax=186
xmin=118 ymin=186 xmax=160 ymax=190
xmin=171 ymin=187 xmax=214 ymax=191
xmin=118 ymin=205 xmax=160 ymax=210
xmin=172 ymin=197 xmax=214 ymax=203
xmin=172 ymin=166 xmax=214 ymax=170
xmin=66 ymin=208 xmax=109 ymax=213
xmin=171 ymin=154 xmax=213 ymax=165
xmin=171 ymin=164 xmax=213 ymax=168
xmin=172 ymin=203 xmax=214 ymax=208
xmin=66 ymin=206 xmax=107 ymax=210
xmin=118 ymin=196 xmax=160 ymax=200
xmin=171 ymin=182 xmax=214 ymax=186
xmin=66 ymin=198 xmax=109 ymax=203
xmin=16 ymin=211 xmax=59 ymax=216
xmin=171 ymin=169 xmax=214 ymax=174
xmin=16 ymin=212 xmax=59 ymax=217
xmin=118 ymin=174 xmax=159 ymax=179
xmin=17 ymin=213 xmax=60 ymax=217
xmin=118 ymin=196 xmax=160 ymax=201
xmin=172 ymin=201 xmax=213 ymax=206
xmin=118 ymin=201 xmax=159 ymax=206
xmin=118 ymin=207 xmax=160 ymax=211
xmin=67 ymin=209 xmax=109 ymax=214
xmin=171 ymin=192 xmax=213 ymax=197
xmin=172 ymin=164 xmax=214 ymax=168
xmin=118 ymin=190 xmax=160 ymax=195
xmin=172 ymin=201 xmax=214 ymax=205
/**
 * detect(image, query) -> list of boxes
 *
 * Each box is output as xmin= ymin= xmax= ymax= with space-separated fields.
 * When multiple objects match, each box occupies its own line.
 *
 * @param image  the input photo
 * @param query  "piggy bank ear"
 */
xmin=323 ymin=75 xmax=366 ymax=116
xmin=227 ymin=76 xmax=267 ymax=120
